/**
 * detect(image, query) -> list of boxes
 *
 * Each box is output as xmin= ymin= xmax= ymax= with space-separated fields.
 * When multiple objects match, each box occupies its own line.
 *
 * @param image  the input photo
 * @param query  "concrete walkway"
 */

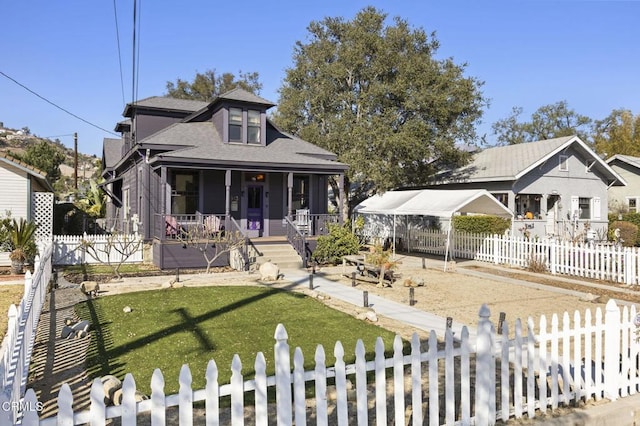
xmin=284 ymin=267 xmax=474 ymax=341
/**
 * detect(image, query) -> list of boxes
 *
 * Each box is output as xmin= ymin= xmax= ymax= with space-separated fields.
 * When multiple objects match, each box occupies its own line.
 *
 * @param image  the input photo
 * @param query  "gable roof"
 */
xmin=102 ymin=138 xmax=124 ymax=170
xmin=436 ymin=135 xmax=625 ymax=186
xmin=0 ymin=152 xmax=53 ymax=192
xmin=137 ymin=121 xmax=347 ymax=172
xmin=123 ymin=96 xmax=208 ymax=117
xmin=215 ymin=87 xmax=275 ymax=107
xmin=354 ymin=189 xmax=513 ymax=218
xmin=606 ymin=154 xmax=640 ymax=171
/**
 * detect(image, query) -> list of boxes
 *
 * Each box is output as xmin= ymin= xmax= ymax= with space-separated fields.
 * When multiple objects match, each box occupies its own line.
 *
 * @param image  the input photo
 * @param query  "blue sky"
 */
xmin=1 ymin=1 xmax=638 ymax=157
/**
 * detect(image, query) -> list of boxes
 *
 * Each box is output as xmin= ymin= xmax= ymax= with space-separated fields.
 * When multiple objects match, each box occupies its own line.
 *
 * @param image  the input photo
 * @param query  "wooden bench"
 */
xmin=342 ymin=255 xmax=397 ymax=286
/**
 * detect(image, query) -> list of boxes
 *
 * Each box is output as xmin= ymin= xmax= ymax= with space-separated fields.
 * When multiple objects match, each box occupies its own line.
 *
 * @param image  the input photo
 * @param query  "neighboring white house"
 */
xmin=0 ymin=153 xmax=54 ymax=266
xmin=606 ymin=154 xmax=640 ymax=215
xmin=426 ymin=136 xmax=626 ymax=240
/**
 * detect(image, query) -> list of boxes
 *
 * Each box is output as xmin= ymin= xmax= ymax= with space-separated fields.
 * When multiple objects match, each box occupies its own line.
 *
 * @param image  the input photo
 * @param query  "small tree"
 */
xmin=176 ymin=224 xmax=247 ymax=273
xmin=81 ymin=231 xmax=143 ymax=279
xmin=313 ymin=223 xmax=361 ymax=265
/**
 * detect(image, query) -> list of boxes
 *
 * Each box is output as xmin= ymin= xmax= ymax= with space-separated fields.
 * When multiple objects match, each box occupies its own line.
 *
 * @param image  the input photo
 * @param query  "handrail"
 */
xmin=228 ymin=217 xmax=261 ymax=271
xmin=284 ymin=216 xmax=311 ymax=268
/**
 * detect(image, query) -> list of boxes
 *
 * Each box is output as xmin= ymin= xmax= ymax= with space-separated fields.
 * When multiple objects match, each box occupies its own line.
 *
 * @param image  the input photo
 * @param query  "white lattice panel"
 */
xmin=32 ymin=192 xmax=54 ymax=241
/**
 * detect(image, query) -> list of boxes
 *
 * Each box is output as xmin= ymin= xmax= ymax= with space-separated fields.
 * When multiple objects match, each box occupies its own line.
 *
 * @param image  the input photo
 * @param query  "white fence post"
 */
xmin=475 ymin=304 xmax=494 ymax=425
xmin=604 ymin=300 xmax=621 ymax=401
xmin=274 ymin=324 xmax=292 ymax=425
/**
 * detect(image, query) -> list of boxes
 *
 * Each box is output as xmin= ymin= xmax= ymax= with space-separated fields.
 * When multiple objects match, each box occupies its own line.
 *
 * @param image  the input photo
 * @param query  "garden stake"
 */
xmin=363 ymin=290 xmax=369 ymax=308
xmin=498 ymin=312 xmax=506 ymax=335
xmin=409 ymin=287 xmax=415 ymax=306
xmin=422 ymin=257 xmax=426 ymax=269
xmin=308 ymin=273 xmax=314 ymax=290
xmin=176 ymin=268 xmax=180 ymax=283
xmin=351 ymin=272 xmax=356 ymax=287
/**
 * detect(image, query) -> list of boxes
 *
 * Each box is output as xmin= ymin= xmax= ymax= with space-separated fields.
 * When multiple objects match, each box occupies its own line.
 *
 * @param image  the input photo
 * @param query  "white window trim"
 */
xmin=559 ymin=155 xmax=569 ymax=171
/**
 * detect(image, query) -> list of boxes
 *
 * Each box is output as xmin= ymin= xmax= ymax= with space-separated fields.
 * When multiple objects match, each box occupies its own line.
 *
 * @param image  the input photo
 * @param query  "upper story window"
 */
xmin=248 ymin=110 xmax=261 ymax=144
xmin=559 ymin=155 xmax=568 ymax=171
xmin=229 ymin=108 xmax=243 ymax=142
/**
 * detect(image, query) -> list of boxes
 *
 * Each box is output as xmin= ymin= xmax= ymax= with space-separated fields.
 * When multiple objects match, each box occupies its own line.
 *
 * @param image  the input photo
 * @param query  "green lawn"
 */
xmin=75 ymin=286 xmax=401 ymax=395
xmin=0 ymin=285 xmax=25 ymax=338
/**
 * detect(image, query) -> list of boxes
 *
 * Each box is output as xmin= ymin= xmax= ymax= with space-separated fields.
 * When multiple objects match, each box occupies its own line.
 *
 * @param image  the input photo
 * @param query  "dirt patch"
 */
xmin=316 ymin=263 xmax=624 ymax=339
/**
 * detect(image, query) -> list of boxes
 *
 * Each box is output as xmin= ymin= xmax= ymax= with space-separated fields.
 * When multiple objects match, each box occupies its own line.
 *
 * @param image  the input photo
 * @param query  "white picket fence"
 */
xmin=8 ymin=300 xmax=639 ymax=425
xmin=403 ymin=228 xmax=640 ymax=285
xmin=0 ymin=242 xmax=53 ymax=424
xmin=52 ymin=234 xmax=143 ymax=266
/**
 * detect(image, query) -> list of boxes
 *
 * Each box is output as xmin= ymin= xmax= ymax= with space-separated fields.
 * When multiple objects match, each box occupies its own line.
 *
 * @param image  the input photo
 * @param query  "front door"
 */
xmin=247 ymin=186 xmax=263 ymax=237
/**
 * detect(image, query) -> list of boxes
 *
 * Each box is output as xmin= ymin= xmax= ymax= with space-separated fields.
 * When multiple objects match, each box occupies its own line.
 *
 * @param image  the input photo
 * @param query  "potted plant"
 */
xmin=9 ymin=218 xmax=38 ymax=274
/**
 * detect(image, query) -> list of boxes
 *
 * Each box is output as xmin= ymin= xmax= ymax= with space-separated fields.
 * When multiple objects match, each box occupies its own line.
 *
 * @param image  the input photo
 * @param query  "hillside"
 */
xmin=0 ymin=124 xmax=100 ymax=198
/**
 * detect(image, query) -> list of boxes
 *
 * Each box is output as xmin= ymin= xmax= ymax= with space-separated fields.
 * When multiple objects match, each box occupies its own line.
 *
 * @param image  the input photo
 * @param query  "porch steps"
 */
xmin=252 ymin=240 xmax=303 ymax=270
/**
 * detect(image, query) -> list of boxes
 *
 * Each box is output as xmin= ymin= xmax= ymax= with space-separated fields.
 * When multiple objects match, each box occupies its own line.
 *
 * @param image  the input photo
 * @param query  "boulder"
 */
xmin=123 ymin=306 xmax=132 ymax=313
xmin=60 ymin=326 xmax=74 ymax=339
xmin=364 ymin=311 xmax=378 ymax=322
xmin=71 ymin=320 xmax=91 ymax=332
xmin=171 ymin=281 xmax=184 ymax=288
xmin=101 ymin=375 xmax=122 ymax=405
xmin=81 ymin=281 xmax=100 ymax=296
xmin=259 ymin=262 xmax=280 ymax=281
xmin=161 ymin=281 xmax=172 ymax=289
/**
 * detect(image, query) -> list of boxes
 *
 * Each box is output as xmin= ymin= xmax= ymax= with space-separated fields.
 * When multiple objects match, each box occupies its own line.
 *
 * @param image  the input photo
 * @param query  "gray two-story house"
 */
xmin=428 ymin=136 xmax=626 ymax=240
xmin=102 ymin=88 xmax=348 ymax=268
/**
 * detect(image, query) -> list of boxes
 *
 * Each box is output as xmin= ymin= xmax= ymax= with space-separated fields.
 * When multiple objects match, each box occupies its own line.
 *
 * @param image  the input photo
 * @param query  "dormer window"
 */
xmin=248 ymin=110 xmax=261 ymax=144
xmin=229 ymin=108 xmax=243 ymax=142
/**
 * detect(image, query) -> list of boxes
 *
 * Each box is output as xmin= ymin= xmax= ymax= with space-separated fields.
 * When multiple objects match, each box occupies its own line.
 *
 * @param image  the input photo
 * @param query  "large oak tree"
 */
xmin=166 ymin=69 xmax=262 ymax=102
xmin=273 ymin=7 xmax=487 ymax=214
xmin=491 ymin=101 xmax=592 ymax=145
xmin=593 ymin=109 xmax=640 ymax=157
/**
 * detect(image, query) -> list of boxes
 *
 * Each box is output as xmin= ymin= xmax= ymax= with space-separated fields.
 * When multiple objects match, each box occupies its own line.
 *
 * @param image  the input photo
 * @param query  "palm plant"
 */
xmin=9 ymin=218 xmax=38 ymax=273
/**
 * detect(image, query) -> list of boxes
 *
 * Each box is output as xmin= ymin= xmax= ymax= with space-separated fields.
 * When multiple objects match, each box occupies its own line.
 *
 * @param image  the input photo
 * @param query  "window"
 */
xmin=247 ymin=110 xmax=261 ymax=144
xmin=578 ymin=197 xmax=591 ymax=219
xmin=171 ymin=171 xmax=199 ymax=214
xmin=229 ymin=108 xmax=242 ymax=142
xmin=492 ymin=193 xmax=508 ymax=207
xmin=123 ymin=188 xmax=130 ymax=219
xmin=559 ymin=155 xmax=568 ymax=171
xmin=291 ymin=175 xmax=310 ymax=211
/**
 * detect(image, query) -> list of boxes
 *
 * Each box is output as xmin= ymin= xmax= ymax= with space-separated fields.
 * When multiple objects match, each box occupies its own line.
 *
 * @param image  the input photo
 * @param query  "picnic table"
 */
xmin=342 ymin=254 xmax=397 ymax=286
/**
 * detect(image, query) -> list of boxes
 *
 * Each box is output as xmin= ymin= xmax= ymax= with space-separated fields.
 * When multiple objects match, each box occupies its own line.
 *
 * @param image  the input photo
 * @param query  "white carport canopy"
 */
xmin=354 ymin=189 xmax=513 ymax=218
xmin=354 ymin=189 xmax=514 ymax=269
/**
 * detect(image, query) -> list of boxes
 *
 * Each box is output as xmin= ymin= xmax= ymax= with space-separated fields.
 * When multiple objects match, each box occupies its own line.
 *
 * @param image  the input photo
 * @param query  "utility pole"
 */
xmin=74 ymin=132 xmax=78 ymax=190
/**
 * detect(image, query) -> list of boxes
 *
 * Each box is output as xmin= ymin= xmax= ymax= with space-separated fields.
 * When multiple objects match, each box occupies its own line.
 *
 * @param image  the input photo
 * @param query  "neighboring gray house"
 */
xmin=0 ymin=153 xmax=54 ymax=266
xmin=606 ymin=155 xmax=640 ymax=215
xmin=428 ymin=136 xmax=626 ymax=240
xmin=102 ymin=88 xmax=348 ymax=269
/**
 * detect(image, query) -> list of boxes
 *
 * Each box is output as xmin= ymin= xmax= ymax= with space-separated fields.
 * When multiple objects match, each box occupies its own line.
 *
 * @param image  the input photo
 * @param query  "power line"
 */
xmin=0 ymin=70 xmax=118 ymax=136
xmin=113 ymin=0 xmax=126 ymax=106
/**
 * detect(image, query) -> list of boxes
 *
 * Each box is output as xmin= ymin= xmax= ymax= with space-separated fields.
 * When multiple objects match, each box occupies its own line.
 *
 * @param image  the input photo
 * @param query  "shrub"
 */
xmin=312 ymin=222 xmax=360 ymax=265
xmin=452 ymin=215 xmax=511 ymax=234
xmin=608 ymin=221 xmax=639 ymax=247
xmin=609 ymin=213 xmax=640 ymax=245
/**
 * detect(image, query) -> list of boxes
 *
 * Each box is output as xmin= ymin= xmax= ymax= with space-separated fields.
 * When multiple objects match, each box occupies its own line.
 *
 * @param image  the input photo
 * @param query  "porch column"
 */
xmin=160 ymin=166 xmax=168 ymax=215
xmin=287 ymin=172 xmax=293 ymax=218
xmin=338 ymin=173 xmax=345 ymax=225
xmin=225 ymin=169 xmax=232 ymax=218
